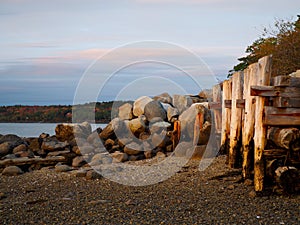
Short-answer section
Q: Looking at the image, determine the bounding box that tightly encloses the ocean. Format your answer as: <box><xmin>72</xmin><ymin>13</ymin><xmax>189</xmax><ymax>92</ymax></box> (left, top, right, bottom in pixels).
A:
<box><xmin>0</xmin><ymin>123</ymin><xmax>107</xmax><ymax>137</ymax></box>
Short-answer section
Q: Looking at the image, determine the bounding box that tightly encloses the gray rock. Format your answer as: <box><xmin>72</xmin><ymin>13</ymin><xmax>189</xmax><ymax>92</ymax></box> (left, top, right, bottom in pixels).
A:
<box><xmin>149</xmin><ymin>121</ymin><xmax>172</xmax><ymax>134</ymax></box>
<box><xmin>79</xmin><ymin>144</ymin><xmax>95</xmax><ymax>155</ymax></box>
<box><xmin>118</xmin><ymin>103</ymin><xmax>133</xmax><ymax>120</ymax></box>
<box><xmin>72</xmin><ymin>156</ymin><xmax>87</xmax><ymax>167</ymax></box>
<box><xmin>167</xmin><ymin>106</ymin><xmax>180</xmax><ymax>123</ymax></box>
<box><xmin>133</xmin><ymin>96</ymin><xmax>153</xmax><ymax>117</ymax></box>
<box><xmin>124</xmin><ymin>142</ymin><xmax>142</xmax><ymax>155</ymax></box>
<box><xmin>153</xmin><ymin>92</ymin><xmax>172</xmax><ymax>104</ymax></box>
<box><xmin>41</xmin><ymin>136</ymin><xmax>68</xmax><ymax>152</ymax></box>
<box><xmin>151</xmin><ymin>132</ymin><xmax>169</xmax><ymax>149</ymax></box>
<box><xmin>111</xmin><ymin>151</ymin><xmax>128</xmax><ymax>162</ymax></box>
<box><xmin>99</xmin><ymin>123</ymin><xmax>115</xmax><ymax>140</ymax></box>
<box><xmin>0</xmin><ymin>142</ymin><xmax>13</xmax><ymax>156</ymax></box>
<box><xmin>55</xmin><ymin>164</ymin><xmax>73</xmax><ymax>172</ymax></box>
<box><xmin>14</xmin><ymin>150</ymin><xmax>34</xmax><ymax>158</ymax></box>
<box><xmin>86</xmin><ymin>170</ymin><xmax>103</xmax><ymax>180</ymax></box>
<box><xmin>128</xmin><ymin>117</ymin><xmax>146</xmax><ymax>137</ymax></box>
<box><xmin>76</xmin><ymin>169</ymin><xmax>87</xmax><ymax>177</ymax></box>
<box><xmin>0</xmin><ymin>134</ymin><xmax>24</xmax><ymax>147</ymax></box>
<box><xmin>12</xmin><ymin>144</ymin><xmax>27</xmax><ymax>153</ymax></box>
<box><xmin>104</xmin><ymin>139</ymin><xmax>115</xmax><ymax>150</ymax></box>
<box><xmin>91</xmin><ymin>153</ymin><xmax>112</xmax><ymax>165</ymax></box>
<box><xmin>118</xmin><ymin>138</ymin><xmax>132</xmax><ymax>148</ymax></box>
<box><xmin>26</xmin><ymin>138</ymin><xmax>41</xmax><ymax>152</ymax></box>
<box><xmin>144</xmin><ymin>100</ymin><xmax>167</xmax><ymax>122</ymax></box>
<box><xmin>172</xmin><ymin>95</ymin><xmax>193</xmax><ymax>114</ymax></box>
<box><xmin>87</xmin><ymin>131</ymin><xmax>100</xmax><ymax>144</ymax></box>
<box><xmin>2</xmin><ymin>166</ymin><xmax>23</xmax><ymax>176</ymax></box>
<box><xmin>173</xmin><ymin>142</ymin><xmax>192</xmax><ymax>157</ymax></box>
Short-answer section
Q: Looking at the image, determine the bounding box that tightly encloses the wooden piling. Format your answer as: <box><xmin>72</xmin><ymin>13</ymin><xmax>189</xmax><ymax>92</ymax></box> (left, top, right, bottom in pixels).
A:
<box><xmin>212</xmin><ymin>84</ymin><xmax>222</xmax><ymax>134</ymax></box>
<box><xmin>253</xmin><ymin>56</ymin><xmax>272</xmax><ymax>192</ymax></box>
<box><xmin>229</xmin><ymin>71</ymin><xmax>244</xmax><ymax>168</ymax></box>
<box><xmin>220</xmin><ymin>79</ymin><xmax>232</xmax><ymax>156</ymax></box>
<box><xmin>242</xmin><ymin>63</ymin><xmax>258</xmax><ymax>179</ymax></box>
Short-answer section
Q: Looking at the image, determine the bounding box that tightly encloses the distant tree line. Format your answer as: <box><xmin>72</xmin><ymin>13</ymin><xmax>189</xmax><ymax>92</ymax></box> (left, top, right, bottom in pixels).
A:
<box><xmin>229</xmin><ymin>15</ymin><xmax>300</xmax><ymax>77</ymax></box>
<box><xmin>0</xmin><ymin>101</ymin><xmax>131</xmax><ymax>123</ymax></box>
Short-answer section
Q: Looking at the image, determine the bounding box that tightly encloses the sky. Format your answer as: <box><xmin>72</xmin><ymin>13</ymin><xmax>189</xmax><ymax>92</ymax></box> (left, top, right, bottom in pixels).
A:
<box><xmin>0</xmin><ymin>0</ymin><xmax>299</xmax><ymax>105</ymax></box>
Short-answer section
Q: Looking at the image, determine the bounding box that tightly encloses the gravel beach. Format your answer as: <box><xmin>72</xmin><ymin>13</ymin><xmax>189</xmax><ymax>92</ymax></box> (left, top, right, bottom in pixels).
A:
<box><xmin>1</xmin><ymin>155</ymin><xmax>299</xmax><ymax>225</ymax></box>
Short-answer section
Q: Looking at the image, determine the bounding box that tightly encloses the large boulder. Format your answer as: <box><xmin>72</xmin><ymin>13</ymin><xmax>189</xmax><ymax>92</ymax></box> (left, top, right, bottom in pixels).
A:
<box><xmin>128</xmin><ymin>116</ymin><xmax>146</xmax><ymax>137</ymax></box>
<box><xmin>99</xmin><ymin>118</ymin><xmax>126</xmax><ymax>141</ymax></box>
<box><xmin>0</xmin><ymin>134</ymin><xmax>24</xmax><ymax>148</ymax></box>
<box><xmin>132</xmin><ymin>96</ymin><xmax>153</xmax><ymax>117</ymax></box>
<box><xmin>41</xmin><ymin>136</ymin><xmax>68</xmax><ymax>152</ymax></box>
<box><xmin>118</xmin><ymin>103</ymin><xmax>133</xmax><ymax>120</ymax></box>
<box><xmin>179</xmin><ymin>103</ymin><xmax>211</xmax><ymax>141</ymax></box>
<box><xmin>172</xmin><ymin>95</ymin><xmax>193</xmax><ymax>114</ymax></box>
<box><xmin>55</xmin><ymin>122</ymin><xmax>92</xmax><ymax>142</ymax></box>
<box><xmin>144</xmin><ymin>100</ymin><xmax>167</xmax><ymax>122</ymax></box>
<box><xmin>99</xmin><ymin>123</ymin><xmax>115</xmax><ymax>140</ymax></box>
<box><xmin>153</xmin><ymin>92</ymin><xmax>172</xmax><ymax>104</ymax></box>
<box><xmin>72</xmin><ymin>156</ymin><xmax>87</xmax><ymax>167</ymax></box>
<box><xmin>111</xmin><ymin>151</ymin><xmax>128</xmax><ymax>162</ymax></box>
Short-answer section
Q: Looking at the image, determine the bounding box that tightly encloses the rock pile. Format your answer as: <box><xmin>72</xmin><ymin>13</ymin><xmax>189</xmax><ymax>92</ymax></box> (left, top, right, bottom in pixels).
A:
<box><xmin>0</xmin><ymin>92</ymin><xmax>213</xmax><ymax>178</ymax></box>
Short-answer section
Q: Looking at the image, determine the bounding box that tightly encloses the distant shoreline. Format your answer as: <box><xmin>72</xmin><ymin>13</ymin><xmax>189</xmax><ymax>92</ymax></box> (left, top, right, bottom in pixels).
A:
<box><xmin>0</xmin><ymin>101</ymin><xmax>132</xmax><ymax>124</ymax></box>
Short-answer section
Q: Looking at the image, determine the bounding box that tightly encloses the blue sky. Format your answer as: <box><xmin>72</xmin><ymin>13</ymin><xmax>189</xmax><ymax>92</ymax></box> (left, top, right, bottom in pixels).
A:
<box><xmin>0</xmin><ymin>0</ymin><xmax>299</xmax><ymax>105</ymax></box>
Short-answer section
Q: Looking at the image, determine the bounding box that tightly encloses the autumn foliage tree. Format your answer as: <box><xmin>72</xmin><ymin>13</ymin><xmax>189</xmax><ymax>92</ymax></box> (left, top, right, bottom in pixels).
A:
<box><xmin>229</xmin><ymin>15</ymin><xmax>300</xmax><ymax>77</ymax></box>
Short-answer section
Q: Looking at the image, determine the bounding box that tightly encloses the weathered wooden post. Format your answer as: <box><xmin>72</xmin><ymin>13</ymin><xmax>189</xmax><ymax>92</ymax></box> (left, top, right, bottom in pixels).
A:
<box><xmin>229</xmin><ymin>71</ymin><xmax>244</xmax><ymax>168</ymax></box>
<box><xmin>242</xmin><ymin>63</ymin><xmax>258</xmax><ymax>179</ymax></box>
<box><xmin>253</xmin><ymin>55</ymin><xmax>272</xmax><ymax>192</ymax></box>
<box><xmin>212</xmin><ymin>84</ymin><xmax>222</xmax><ymax>134</ymax></box>
<box><xmin>220</xmin><ymin>79</ymin><xmax>232</xmax><ymax>156</ymax></box>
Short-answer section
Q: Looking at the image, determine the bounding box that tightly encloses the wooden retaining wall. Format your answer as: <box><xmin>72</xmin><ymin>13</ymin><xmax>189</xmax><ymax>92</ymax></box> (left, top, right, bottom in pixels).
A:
<box><xmin>211</xmin><ymin>56</ymin><xmax>300</xmax><ymax>192</ymax></box>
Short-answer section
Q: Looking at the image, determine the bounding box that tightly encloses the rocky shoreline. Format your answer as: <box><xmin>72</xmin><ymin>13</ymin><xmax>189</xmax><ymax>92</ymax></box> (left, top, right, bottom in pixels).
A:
<box><xmin>0</xmin><ymin>92</ymin><xmax>213</xmax><ymax>179</ymax></box>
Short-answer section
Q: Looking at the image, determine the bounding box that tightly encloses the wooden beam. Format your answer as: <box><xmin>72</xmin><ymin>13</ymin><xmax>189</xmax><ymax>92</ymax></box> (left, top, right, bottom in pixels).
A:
<box><xmin>272</xmin><ymin>97</ymin><xmax>300</xmax><ymax>108</ymax></box>
<box><xmin>236</xmin><ymin>99</ymin><xmax>245</xmax><ymax>108</ymax></box>
<box><xmin>224</xmin><ymin>100</ymin><xmax>232</xmax><ymax>108</ymax></box>
<box><xmin>272</xmin><ymin>76</ymin><xmax>300</xmax><ymax>87</ymax></box>
<box><xmin>209</xmin><ymin>102</ymin><xmax>221</xmax><ymax>109</ymax></box>
<box><xmin>264</xmin><ymin>106</ymin><xmax>300</xmax><ymax>126</ymax></box>
<box><xmin>254</xmin><ymin>55</ymin><xmax>272</xmax><ymax>192</ymax></box>
<box><xmin>251</xmin><ymin>86</ymin><xmax>300</xmax><ymax>98</ymax></box>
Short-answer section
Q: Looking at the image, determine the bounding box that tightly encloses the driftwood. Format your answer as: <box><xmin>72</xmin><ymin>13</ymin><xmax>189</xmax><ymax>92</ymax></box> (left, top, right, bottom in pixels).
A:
<box><xmin>268</xmin><ymin>127</ymin><xmax>300</xmax><ymax>151</ymax></box>
<box><xmin>0</xmin><ymin>156</ymin><xmax>66</xmax><ymax>167</ymax></box>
